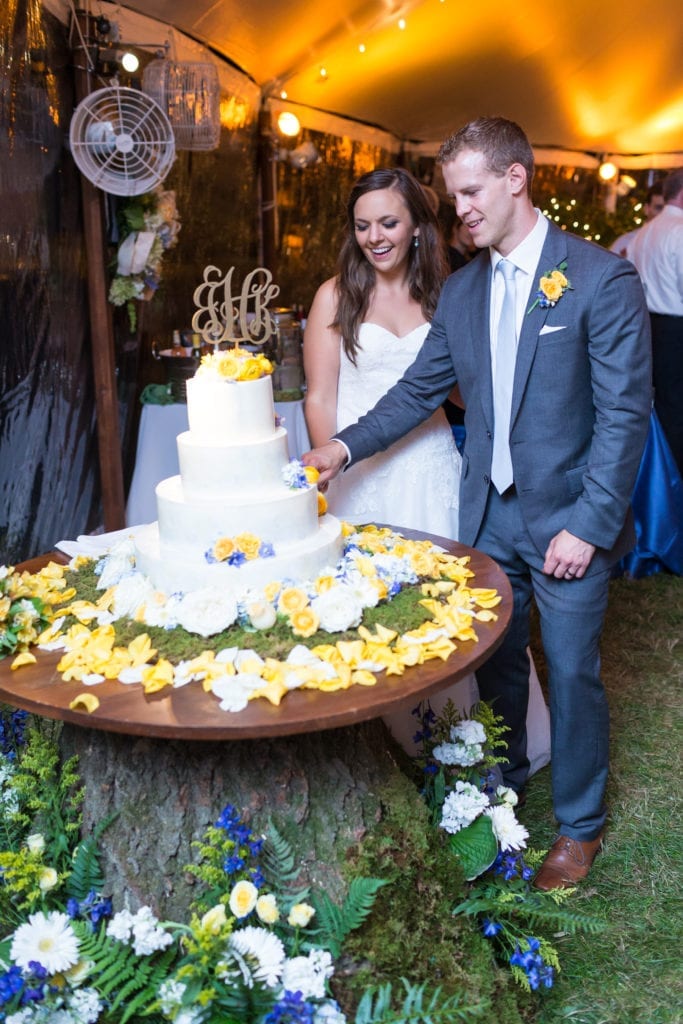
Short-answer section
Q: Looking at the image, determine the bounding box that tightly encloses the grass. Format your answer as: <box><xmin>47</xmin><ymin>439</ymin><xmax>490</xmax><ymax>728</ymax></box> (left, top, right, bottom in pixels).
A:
<box><xmin>523</xmin><ymin>572</ymin><xmax>683</xmax><ymax>1024</ymax></box>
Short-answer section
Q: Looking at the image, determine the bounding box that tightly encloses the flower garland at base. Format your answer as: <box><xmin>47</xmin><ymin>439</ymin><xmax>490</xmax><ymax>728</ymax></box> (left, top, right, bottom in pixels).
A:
<box><xmin>412</xmin><ymin>700</ymin><xmax>605</xmax><ymax>993</ymax></box>
<box><xmin>1</xmin><ymin>526</ymin><xmax>502</xmax><ymax>718</ymax></box>
<box><xmin>0</xmin><ymin>714</ymin><xmax>484</xmax><ymax>1024</ymax></box>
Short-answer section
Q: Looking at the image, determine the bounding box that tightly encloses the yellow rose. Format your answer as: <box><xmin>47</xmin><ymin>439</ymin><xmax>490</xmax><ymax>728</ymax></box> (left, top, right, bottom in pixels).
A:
<box><xmin>289</xmin><ymin>607</ymin><xmax>320</xmax><ymax>638</ymax></box>
<box><xmin>278</xmin><ymin>587</ymin><xmax>309</xmax><ymax>614</ymax></box>
<box><xmin>229</xmin><ymin>879</ymin><xmax>258</xmax><ymax>918</ymax></box>
<box><xmin>257</xmin><ymin>354</ymin><xmax>274</xmax><ymax>375</ymax></box>
<box><xmin>540</xmin><ymin>276</ymin><xmax>563</xmax><ymax>302</ymax></box>
<box><xmin>213</xmin><ymin>536</ymin><xmax>236</xmax><ymax>562</ymax></box>
<box><xmin>200</xmin><ymin>904</ymin><xmax>228</xmax><ymax>934</ymax></box>
<box><xmin>239</xmin><ymin>357</ymin><xmax>264</xmax><ymax>381</ymax></box>
<box><xmin>235</xmin><ymin>532</ymin><xmax>262</xmax><ymax>560</ymax></box>
<box><xmin>550</xmin><ymin>269</ymin><xmax>568</xmax><ymax>287</ymax></box>
<box><xmin>256</xmin><ymin>893</ymin><xmax>280</xmax><ymax>924</ymax></box>
<box><xmin>216</xmin><ymin>354</ymin><xmax>241</xmax><ymax>379</ymax></box>
<box><xmin>287</xmin><ymin>903</ymin><xmax>315</xmax><ymax>928</ymax></box>
<box><xmin>304</xmin><ymin>465</ymin><xmax>320</xmax><ymax>484</ymax></box>
<box><xmin>317</xmin><ymin>492</ymin><xmax>328</xmax><ymax>516</ymax></box>
<box><xmin>264</xmin><ymin>581</ymin><xmax>281</xmax><ymax>603</ymax></box>
<box><xmin>39</xmin><ymin>867</ymin><xmax>59</xmax><ymax>892</ymax></box>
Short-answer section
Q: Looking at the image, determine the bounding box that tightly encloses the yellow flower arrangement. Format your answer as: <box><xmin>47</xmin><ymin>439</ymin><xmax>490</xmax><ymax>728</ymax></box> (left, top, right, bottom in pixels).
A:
<box><xmin>197</xmin><ymin>348</ymin><xmax>273</xmax><ymax>381</ymax></box>
<box><xmin>3</xmin><ymin>526</ymin><xmax>503</xmax><ymax>718</ymax></box>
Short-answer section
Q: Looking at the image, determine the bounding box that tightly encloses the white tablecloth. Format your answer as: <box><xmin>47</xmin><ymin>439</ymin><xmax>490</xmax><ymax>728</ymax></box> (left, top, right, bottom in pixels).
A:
<box><xmin>125</xmin><ymin>400</ymin><xmax>310</xmax><ymax>527</ymax></box>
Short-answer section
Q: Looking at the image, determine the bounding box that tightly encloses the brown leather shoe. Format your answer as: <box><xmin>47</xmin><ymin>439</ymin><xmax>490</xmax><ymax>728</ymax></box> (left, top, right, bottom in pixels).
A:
<box><xmin>532</xmin><ymin>833</ymin><xmax>604</xmax><ymax>891</ymax></box>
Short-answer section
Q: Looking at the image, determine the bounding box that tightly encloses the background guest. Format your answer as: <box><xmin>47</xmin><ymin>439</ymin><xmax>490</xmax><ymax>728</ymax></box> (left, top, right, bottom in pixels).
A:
<box><xmin>610</xmin><ymin>182</ymin><xmax>665</xmax><ymax>258</ymax></box>
<box><xmin>628</xmin><ymin>168</ymin><xmax>683</xmax><ymax>477</ymax></box>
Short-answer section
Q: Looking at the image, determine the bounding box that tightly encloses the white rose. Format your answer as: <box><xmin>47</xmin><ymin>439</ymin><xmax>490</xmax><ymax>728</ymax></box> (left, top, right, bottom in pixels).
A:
<box><xmin>311</xmin><ymin>585</ymin><xmax>363</xmax><ymax>632</ymax></box>
<box><xmin>176</xmin><ymin>588</ymin><xmax>237</xmax><ymax>636</ymax></box>
<box><xmin>247</xmin><ymin>600</ymin><xmax>277</xmax><ymax>629</ymax></box>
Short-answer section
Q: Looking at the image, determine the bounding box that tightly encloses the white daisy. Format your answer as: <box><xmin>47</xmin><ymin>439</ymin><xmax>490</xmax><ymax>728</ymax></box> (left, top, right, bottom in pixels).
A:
<box><xmin>485</xmin><ymin>805</ymin><xmax>529</xmax><ymax>852</ymax></box>
<box><xmin>10</xmin><ymin>910</ymin><xmax>79</xmax><ymax>974</ymax></box>
<box><xmin>227</xmin><ymin>926</ymin><xmax>286</xmax><ymax>988</ymax></box>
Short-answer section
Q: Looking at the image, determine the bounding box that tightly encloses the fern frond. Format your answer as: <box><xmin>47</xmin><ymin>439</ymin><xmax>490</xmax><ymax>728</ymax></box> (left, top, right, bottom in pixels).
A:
<box><xmin>354</xmin><ymin>979</ymin><xmax>488</xmax><ymax>1023</ymax></box>
<box><xmin>260</xmin><ymin>821</ymin><xmax>310</xmax><ymax>906</ymax></box>
<box><xmin>312</xmin><ymin>877</ymin><xmax>389</xmax><ymax>956</ymax></box>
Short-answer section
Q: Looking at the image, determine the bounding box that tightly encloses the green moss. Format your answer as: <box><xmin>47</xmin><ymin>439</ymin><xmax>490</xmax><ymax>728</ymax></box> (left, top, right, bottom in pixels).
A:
<box><xmin>62</xmin><ymin>561</ymin><xmax>434</xmax><ymax>665</ymax></box>
<box><xmin>338</xmin><ymin>772</ymin><xmax>534</xmax><ymax>1023</ymax></box>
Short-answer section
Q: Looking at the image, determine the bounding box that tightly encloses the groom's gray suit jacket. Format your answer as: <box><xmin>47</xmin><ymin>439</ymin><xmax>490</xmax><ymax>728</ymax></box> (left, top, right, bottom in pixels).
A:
<box><xmin>336</xmin><ymin>222</ymin><xmax>652</xmax><ymax>571</ymax></box>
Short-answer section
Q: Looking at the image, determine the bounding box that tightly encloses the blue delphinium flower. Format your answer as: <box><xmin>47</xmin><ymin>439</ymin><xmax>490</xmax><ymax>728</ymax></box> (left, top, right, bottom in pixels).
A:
<box><xmin>223</xmin><ymin>854</ymin><xmax>245</xmax><ymax>875</ymax></box>
<box><xmin>228</xmin><ymin>550</ymin><xmax>247</xmax><ymax>567</ymax></box>
<box><xmin>510</xmin><ymin>938</ymin><xmax>554</xmax><ymax>989</ymax></box>
<box><xmin>482</xmin><ymin>918</ymin><xmax>503</xmax><ymax>937</ymax></box>
<box><xmin>259</xmin><ymin>542</ymin><xmax>276</xmax><ymax>558</ymax></box>
<box><xmin>264</xmin><ymin>989</ymin><xmax>315</xmax><ymax>1024</ymax></box>
<box><xmin>0</xmin><ymin>708</ymin><xmax>28</xmax><ymax>759</ymax></box>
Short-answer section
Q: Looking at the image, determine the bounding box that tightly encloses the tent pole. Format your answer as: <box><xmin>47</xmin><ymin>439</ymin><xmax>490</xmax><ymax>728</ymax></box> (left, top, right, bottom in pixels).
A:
<box><xmin>257</xmin><ymin>105</ymin><xmax>278</xmax><ymax>276</ymax></box>
<box><xmin>72</xmin><ymin>8</ymin><xmax>126</xmax><ymax>532</ymax></box>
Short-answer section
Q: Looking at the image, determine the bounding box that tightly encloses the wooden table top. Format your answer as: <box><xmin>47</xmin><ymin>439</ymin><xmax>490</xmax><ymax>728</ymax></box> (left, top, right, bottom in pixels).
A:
<box><xmin>1</xmin><ymin>535</ymin><xmax>512</xmax><ymax>741</ymax></box>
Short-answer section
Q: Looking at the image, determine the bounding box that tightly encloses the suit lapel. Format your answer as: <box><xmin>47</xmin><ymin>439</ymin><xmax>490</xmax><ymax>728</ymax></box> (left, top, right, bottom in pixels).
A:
<box><xmin>511</xmin><ymin>224</ymin><xmax>568</xmax><ymax>427</ymax></box>
<box><xmin>467</xmin><ymin>255</ymin><xmax>495</xmax><ymax>431</ymax></box>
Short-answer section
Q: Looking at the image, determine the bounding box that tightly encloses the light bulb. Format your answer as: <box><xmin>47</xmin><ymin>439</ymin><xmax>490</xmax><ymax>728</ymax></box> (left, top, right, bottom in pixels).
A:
<box><xmin>121</xmin><ymin>50</ymin><xmax>139</xmax><ymax>73</ymax></box>
<box><xmin>277</xmin><ymin>111</ymin><xmax>300</xmax><ymax>137</ymax></box>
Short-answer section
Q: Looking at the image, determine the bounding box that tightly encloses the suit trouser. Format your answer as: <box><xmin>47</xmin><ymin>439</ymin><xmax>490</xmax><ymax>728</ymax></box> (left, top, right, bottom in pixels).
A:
<box><xmin>473</xmin><ymin>485</ymin><xmax>610</xmax><ymax>841</ymax></box>
<box><xmin>650</xmin><ymin>312</ymin><xmax>683</xmax><ymax>478</ymax></box>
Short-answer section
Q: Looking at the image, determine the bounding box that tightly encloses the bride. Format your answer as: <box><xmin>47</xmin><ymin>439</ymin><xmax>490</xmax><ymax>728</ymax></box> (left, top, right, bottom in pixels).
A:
<box><xmin>303</xmin><ymin>168</ymin><xmax>551</xmax><ymax>772</ymax></box>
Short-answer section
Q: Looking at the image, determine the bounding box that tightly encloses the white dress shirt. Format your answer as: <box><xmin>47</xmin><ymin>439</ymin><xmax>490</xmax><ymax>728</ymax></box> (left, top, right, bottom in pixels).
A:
<box><xmin>489</xmin><ymin>210</ymin><xmax>549</xmax><ymax>374</ymax></box>
<box><xmin>627</xmin><ymin>204</ymin><xmax>683</xmax><ymax>316</ymax></box>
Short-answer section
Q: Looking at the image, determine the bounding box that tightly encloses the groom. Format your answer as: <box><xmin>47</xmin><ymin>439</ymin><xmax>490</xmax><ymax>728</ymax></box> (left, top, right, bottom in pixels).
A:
<box><xmin>303</xmin><ymin>117</ymin><xmax>652</xmax><ymax>890</ymax></box>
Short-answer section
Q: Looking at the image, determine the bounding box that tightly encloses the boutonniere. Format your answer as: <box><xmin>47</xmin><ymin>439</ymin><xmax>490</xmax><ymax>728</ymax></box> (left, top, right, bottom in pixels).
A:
<box><xmin>527</xmin><ymin>260</ymin><xmax>572</xmax><ymax>314</ymax></box>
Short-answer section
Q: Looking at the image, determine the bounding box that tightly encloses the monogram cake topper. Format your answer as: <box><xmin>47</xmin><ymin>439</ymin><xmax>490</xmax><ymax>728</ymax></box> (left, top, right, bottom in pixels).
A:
<box><xmin>191</xmin><ymin>265</ymin><xmax>280</xmax><ymax>348</ymax></box>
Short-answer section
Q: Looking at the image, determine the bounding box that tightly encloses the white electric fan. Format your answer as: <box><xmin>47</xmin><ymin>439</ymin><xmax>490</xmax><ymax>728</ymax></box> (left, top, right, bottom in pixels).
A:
<box><xmin>69</xmin><ymin>85</ymin><xmax>176</xmax><ymax>196</ymax></box>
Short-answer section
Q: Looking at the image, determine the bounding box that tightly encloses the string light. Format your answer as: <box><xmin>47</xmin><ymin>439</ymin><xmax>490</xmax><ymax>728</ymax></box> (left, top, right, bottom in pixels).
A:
<box><xmin>398</xmin><ymin>18</ymin><xmax>406</xmax><ymax>29</ymax></box>
<box><xmin>358</xmin><ymin>43</ymin><xmax>366</xmax><ymax>53</ymax></box>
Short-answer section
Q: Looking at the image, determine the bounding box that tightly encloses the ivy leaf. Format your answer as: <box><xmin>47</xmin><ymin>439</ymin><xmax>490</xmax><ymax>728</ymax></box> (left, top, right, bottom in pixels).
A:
<box><xmin>449</xmin><ymin>815</ymin><xmax>498</xmax><ymax>880</ymax></box>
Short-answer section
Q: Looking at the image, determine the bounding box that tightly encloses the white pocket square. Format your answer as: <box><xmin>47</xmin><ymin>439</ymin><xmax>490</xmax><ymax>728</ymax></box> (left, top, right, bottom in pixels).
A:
<box><xmin>539</xmin><ymin>325</ymin><xmax>566</xmax><ymax>335</ymax></box>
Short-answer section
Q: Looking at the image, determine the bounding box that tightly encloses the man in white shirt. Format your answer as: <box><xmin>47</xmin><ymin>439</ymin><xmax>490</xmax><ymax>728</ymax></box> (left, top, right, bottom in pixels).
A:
<box><xmin>304</xmin><ymin>117</ymin><xmax>652</xmax><ymax>891</ymax></box>
<box><xmin>609</xmin><ymin>183</ymin><xmax>665</xmax><ymax>258</ymax></box>
<box><xmin>628</xmin><ymin>167</ymin><xmax>683</xmax><ymax>476</ymax></box>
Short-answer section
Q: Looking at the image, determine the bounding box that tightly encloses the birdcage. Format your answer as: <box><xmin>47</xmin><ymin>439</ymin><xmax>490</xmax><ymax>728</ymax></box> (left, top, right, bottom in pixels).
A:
<box><xmin>142</xmin><ymin>59</ymin><xmax>221</xmax><ymax>151</ymax></box>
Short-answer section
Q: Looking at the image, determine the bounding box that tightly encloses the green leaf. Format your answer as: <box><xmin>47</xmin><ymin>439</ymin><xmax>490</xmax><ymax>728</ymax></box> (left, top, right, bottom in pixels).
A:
<box><xmin>449</xmin><ymin>815</ymin><xmax>498</xmax><ymax>880</ymax></box>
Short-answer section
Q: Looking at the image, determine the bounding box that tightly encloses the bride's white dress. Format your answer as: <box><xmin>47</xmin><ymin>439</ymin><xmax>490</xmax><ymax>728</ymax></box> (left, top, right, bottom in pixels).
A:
<box><xmin>327</xmin><ymin>322</ymin><xmax>551</xmax><ymax>772</ymax></box>
<box><xmin>328</xmin><ymin>323</ymin><xmax>460</xmax><ymax>537</ymax></box>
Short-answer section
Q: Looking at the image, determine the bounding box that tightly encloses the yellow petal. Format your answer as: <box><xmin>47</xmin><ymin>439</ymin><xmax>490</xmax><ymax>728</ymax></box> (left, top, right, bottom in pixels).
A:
<box><xmin>11</xmin><ymin>651</ymin><xmax>36</xmax><ymax>670</ymax></box>
<box><xmin>69</xmin><ymin>693</ymin><xmax>100</xmax><ymax>713</ymax></box>
<box><xmin>351</xmin><ymin>669</ymin><xmax>377</xmax><ymax>686</ymax></box>
<box><xmin>141</xmin><ymin>659</ymin><xmax>174</xmax><ymax>693</ymax></box>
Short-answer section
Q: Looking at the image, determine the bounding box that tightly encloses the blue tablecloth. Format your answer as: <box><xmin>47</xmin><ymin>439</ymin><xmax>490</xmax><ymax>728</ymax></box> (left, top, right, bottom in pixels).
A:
<box><xmin>615</xmin><ymin>410</ymin><xmax>683</xmax><ymax>578</ymax></box>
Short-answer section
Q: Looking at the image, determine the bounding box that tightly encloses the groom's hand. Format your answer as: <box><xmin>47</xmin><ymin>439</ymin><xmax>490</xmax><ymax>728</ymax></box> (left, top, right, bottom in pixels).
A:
<box><xmin>302</xmin><ymin>440</ymin><xmax>348</xmax><ymax>490</ymax></box>
<box><xmin>543</xmin><ymin>529</ymin><xmax>596</xmax><ymax>580</ymax></box>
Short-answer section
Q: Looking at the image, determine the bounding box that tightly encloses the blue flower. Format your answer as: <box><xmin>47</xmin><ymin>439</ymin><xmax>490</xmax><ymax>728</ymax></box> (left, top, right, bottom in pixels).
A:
<box><xmin>264</xmin><ymin>989</ymin><xmax>315</xmax><ymax>1024</ymax></box>
<box><xmin>223</xmin><ymin>854</ymin><xmax>245</xmax><ymax>875</ymax></box>
<box><xmin>216</xmin><ymin>804</ymin><xmax>240</xmax><ymax>830</ymax></box>
<box><xmin>259</xmin><ymin>542</ymin><xmax>276</xmax><ymax>559</ymax></box>
<box><xmin>228</xmin><ymin>551</ymin><xmax>247</xmax><ymax>567</ymax></box>
<box><xmin>482</xmin><ymin>918</ymin><xmax>503</xmax><ymax>937</ymax></box>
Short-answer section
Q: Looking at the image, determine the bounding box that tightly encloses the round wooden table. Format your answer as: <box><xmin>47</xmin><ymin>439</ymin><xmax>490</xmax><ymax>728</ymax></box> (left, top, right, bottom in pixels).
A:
<box><xmin>2</xmin><ymin>534</ymin><xmax>512</xmax><ymax>919</ymax></box>
<box><xmin>2</xmin><ymin>536</ymin><xmax>512</xmax><ymax>740</ymax></box>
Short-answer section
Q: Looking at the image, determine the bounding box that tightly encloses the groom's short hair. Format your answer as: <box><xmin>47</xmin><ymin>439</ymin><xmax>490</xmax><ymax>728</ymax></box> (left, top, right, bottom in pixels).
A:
<box><xmin>437</xmin><ymin>117</ymin><xmax>535</xmax><ymax>197</ymax></box>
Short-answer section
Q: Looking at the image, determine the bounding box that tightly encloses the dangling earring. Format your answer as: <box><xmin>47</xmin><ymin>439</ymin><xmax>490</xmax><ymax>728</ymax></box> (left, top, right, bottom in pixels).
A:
<box><xmin>413</xmin><ymin>235</ymin><xmax>419</xmax><ymax>249</ymax></box>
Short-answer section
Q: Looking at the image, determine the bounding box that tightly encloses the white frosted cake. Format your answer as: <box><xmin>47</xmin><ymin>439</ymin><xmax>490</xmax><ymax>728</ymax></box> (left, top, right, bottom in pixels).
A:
<box><xmin>134</xmin><ymin>356</ymin><xmax>343</xmax><ymax>595</ymax></box>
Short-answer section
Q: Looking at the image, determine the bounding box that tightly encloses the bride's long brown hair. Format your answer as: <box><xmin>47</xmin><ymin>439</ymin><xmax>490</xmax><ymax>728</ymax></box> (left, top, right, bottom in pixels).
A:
<box><xmin>333</xmin><ymin>167</ymin><xmax>449</xmax><ymax>364</ymax></box>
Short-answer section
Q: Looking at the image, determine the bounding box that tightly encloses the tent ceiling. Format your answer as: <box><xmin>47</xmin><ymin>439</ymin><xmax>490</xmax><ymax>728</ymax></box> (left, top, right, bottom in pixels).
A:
<box><xmin>58</xmin><ymin>1</ymin><xmax>683</xmax><ymax>161</ymax></box>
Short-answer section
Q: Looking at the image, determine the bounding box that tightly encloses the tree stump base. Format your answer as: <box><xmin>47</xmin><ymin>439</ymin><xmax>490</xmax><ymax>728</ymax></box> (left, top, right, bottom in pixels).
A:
<box><xmin>60</xmin><ymin>718</ymin><xmax>420</xmax><ymax>920</ymax></box>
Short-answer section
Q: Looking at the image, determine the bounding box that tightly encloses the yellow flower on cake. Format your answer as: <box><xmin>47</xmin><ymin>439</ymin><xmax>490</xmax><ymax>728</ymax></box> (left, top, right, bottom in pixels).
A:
<box><xmin>235</xmin><ymin>532</ymin><xmax>261</xmax><ymax>560</ymax></box>
<box><xmin>239</xmin><ymin>356</ymin><xmax>266</xmax><ymax>381</ymax></box>
<box><xmin>264</xmin><ymin>581</ymin><xmax>281</xmax><ymax>603</ymax></box>
<box><xmin>317</xmin><ymin>492</ymin><xmax>328</xmax><ymax>516</ymax></box>
<box><xmin>213</xmin><ymin>537</ymin><xmax>236</xmax><ymax>562</ymax></box>
<box><xmin>278</xmin><ymin>587</ymin><xmax>309</xmax><ymax>615</ymax></box>
<box><xmin>313</xmin><ymin>574</ymin><xmax>336</xmax><ymax>595</ymax></box>
<box><xmin>289</xmin><ymin>607</ymin><xmax>320</xmax><ymax>638</ymax></box>
<box><xmin>213</xmin><ymin>352</ymin><xmax>241</xmax><ymax>379</ymax></box>
<box><xmin>303</xmin><ymin>465</ymin><xmax>320</xmax><ymax>484</ymax></box>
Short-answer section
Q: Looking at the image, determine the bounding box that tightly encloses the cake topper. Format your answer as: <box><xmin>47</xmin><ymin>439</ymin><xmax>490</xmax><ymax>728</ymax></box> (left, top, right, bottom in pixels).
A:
<box><xmin>192</xmin><ymin>265</ymin><xmax>280</xmax><ymax>349</ymax></box>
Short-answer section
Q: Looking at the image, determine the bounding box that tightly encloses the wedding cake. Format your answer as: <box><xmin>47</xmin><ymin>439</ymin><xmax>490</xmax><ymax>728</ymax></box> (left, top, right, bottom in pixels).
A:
<box><xmin>133</xmin><ymin>351</ymin><xmax>343</xmax><ymax>595</ymax></box>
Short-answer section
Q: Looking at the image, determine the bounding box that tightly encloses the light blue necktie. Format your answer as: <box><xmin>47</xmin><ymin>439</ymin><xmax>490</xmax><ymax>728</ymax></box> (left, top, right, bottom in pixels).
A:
<box><xmin>491</xmin><ymin>259</ymin><xmax>517</xmax><ymax>493</ymax></box>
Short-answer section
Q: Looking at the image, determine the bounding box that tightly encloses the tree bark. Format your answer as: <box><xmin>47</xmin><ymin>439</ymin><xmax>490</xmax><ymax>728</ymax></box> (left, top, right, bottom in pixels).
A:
<box><xmin>60</xmin><ymin>718</ymin><xmax>419</xmax><ymax>921</ymax></box>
